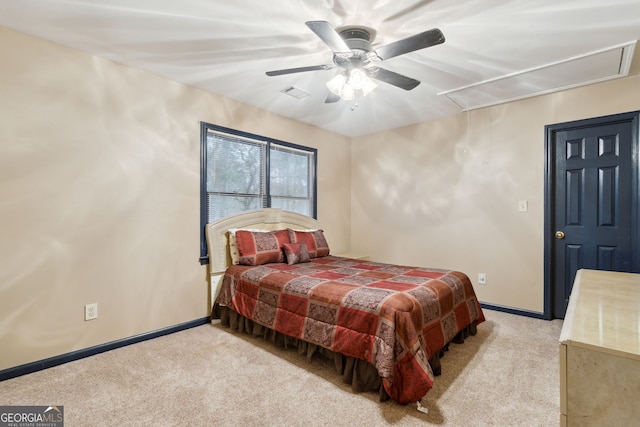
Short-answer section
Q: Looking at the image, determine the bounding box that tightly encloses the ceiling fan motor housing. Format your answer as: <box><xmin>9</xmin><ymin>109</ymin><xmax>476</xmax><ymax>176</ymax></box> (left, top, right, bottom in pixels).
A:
<box><xmin>339</xmin><ymin>27</ymin><xmax>373</xmax><ymax>52</ymax></box>
<box><xmin>335</xmin><ymin>27</ymin><xmax>376</xmax><ymax>70</ymax></box>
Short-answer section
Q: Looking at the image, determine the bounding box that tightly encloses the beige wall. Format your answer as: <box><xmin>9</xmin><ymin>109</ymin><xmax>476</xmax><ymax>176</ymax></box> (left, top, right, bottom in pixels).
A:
<box><xmin>0</xmin><ymin>27</ymin><xmax>351</xmax><ymax>371</ymax></box>
<box><xmin>351</xmin><ymin>61</ymin><xmax>640</xmax><ymax>313</ymax></box>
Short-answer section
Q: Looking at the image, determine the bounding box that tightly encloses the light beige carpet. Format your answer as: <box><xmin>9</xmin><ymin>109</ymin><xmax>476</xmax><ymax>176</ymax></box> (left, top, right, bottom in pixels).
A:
<box><xmin>0</xmin><ymin>309</ymin><xmax>563</xmax><ymax>426</ymax></box>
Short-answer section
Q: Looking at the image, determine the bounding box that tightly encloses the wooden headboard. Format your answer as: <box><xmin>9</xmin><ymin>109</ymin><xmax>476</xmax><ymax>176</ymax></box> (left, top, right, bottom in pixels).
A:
<box><xmin>205</xmin><ymin>208</ymin><xmax>320</xmax><ymax>310</ymax></box>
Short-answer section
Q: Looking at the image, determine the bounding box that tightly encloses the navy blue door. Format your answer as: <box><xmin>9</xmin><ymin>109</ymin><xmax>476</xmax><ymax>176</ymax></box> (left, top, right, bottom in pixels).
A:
<box><xmin>546</xmin><ymin>112</ymin><xmax>639</xmax><ymax>319</ymax></box>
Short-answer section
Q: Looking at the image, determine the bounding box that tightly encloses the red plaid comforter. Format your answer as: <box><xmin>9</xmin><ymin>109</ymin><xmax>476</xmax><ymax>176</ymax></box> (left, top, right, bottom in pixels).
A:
<box><xmin>216</xmin><ymin>256</ymin><xmax>485</xmax><ymax>404</ymax></box>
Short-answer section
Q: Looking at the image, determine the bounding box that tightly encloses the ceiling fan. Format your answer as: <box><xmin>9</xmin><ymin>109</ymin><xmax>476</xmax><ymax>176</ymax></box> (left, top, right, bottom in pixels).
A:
<box><xmin>266</xmin><ymin>21</ymin><xmax>445</xmax><ymax>103</ymax></box>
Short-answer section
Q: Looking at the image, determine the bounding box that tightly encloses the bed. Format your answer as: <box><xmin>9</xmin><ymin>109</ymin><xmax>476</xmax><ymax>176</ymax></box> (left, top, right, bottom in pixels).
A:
<box><xmin>206</xmin><ymin>208</ymin><xmax>485</xmax><ymax>405</ymax></box>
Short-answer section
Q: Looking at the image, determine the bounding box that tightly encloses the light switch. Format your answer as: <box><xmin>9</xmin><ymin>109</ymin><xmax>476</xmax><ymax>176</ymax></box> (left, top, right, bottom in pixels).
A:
<box><xmin>518</xmin><ymin>200</ymin><xmax>528</xmax><ymax>212</ymax></box>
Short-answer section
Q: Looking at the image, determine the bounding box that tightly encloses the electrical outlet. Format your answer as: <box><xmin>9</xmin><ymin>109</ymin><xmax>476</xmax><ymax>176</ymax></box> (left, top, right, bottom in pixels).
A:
<box><xmin>85</xmin><ymin>303</ymin><xmax>98</xmax><ymax>321</ymax></box>
<box><xmin>478</xmin><ymin>273</ymin><xmax>486</xmax><ymax>285</ymax></box>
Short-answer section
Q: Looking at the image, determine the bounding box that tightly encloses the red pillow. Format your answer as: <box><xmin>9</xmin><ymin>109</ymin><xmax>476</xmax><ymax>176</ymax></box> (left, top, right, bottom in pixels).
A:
<box><xmin>235</xmin><ymin>229</ymin><xmax>290</xmax><ymax>266</ymax></box>
<box><xmin>287</xmin><ymin>229</ymin><xmax>330</xmax><ymax>258</ymax></box>
<box><xmin>283</xmin><ymin>242</ymin><xmax>311</xmax><ymax>265</ymax></box>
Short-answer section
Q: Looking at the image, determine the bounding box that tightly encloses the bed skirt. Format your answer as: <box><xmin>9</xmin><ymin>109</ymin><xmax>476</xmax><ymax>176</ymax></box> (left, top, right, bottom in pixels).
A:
<box><xmin>212</xmin><ymin>304</ymin><xmax>478</xmax><ymax>403</ymax></box>
<box><xmin>214</xmin><ymin>304</ymin><xmax>389</xmax><ymax>400</ymax></box>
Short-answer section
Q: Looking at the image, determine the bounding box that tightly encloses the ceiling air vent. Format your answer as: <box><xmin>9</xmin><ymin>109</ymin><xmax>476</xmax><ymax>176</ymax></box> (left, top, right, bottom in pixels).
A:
<box><xmin>439</xmin><ymin>41</ymin><xmax>636</xmax><ymax>111</ymax></box>
<box><xmin>281</xmin><ymin>86</ymin><xmax>310</xmax><ymax>99</ymax></box>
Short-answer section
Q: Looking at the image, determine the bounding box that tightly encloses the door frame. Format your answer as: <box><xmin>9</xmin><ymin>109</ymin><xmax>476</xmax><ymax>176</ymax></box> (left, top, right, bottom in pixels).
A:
<box><xmin>543</xmin><ymin>110</ymin><xmax>640</xmax><ymax>320</ymax></box>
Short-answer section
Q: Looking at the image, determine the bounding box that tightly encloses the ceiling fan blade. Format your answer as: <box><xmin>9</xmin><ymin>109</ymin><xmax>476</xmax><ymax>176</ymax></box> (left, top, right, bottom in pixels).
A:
<box><xmin>373</xmin><ymin>28</ymin><xmax>444</xmax><ymax>61</ymax></box>
<box><xmin>305</xmin><ymin>21</ymin><xmax>351</xmax><ymax>54</ymax></box>
<box><xmin>324</xmin><ymin>92</ymin><xmax>340</xmax><ymax>103</ymax></box>
<box><xmin>369</xmin><ymin>67</ymin><xmax>421</xmax><ymax>90</ymax></box>
<box><xmin>266</xmin><ymin>64</ymin><xmax>334</xmax><ymax>76</ymax></box>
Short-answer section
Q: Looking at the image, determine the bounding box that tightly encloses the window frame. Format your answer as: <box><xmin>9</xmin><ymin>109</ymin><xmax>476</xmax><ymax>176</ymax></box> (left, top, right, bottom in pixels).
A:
<box><xmin>199</xmin><ymin>122</ymin><xmax>317</xmax><ymax>264</ymax></box>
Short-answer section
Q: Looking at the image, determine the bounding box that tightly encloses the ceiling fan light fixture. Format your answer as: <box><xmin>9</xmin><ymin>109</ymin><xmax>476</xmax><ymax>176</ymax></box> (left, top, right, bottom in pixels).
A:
<box><xmin>349</xmin><ymin>69</ymin><xmax>377</xmax><ymax>95</ymax></box>
<box><xmin>326</xmin><ymin>69</ymin><xmax>376</xmax><ymax>100</ymax></box>
<box><xmin>341</xmin><ymin>84</ymin><xmax>356</xmax><ymax>101</ymax></box>
<box><xmin>326</xmin><ymin>73</ymin><xmax>347</xmax><ymax>95</ymax></box>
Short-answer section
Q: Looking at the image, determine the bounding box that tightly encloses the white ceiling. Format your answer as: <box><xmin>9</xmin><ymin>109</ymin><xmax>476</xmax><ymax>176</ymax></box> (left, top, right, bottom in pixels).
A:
<box><xmin>1</xmin><ymin>0</ymin><xmax>639</xmax><ymax>137</ymax></box>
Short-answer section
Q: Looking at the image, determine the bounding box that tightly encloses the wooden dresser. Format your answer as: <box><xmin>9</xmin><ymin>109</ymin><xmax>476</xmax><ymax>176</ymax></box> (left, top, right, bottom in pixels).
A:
<box><xmin>559</xmin><ymin>269</ymin><xmax>640</xmax><ymax>426</ymax></box>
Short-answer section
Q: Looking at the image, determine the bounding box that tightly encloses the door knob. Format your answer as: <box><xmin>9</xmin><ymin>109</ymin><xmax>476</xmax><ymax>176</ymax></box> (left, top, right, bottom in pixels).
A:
<box><xmin>555</xmin><ymin>231</ymin><xmax>565</xmax><ymax>239</ymax></box>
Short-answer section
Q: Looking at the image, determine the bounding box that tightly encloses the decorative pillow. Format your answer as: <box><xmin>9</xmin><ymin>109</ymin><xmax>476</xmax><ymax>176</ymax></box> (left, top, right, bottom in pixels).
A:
<box><xmin>283</xmin><ymin>242</ymin><xmax>311</xmax><ymax>265</ymax></box>
<box><xmin>235</xmin><ymin>229</ymin><xmax>290</xmax><ymax>266</ymax></box>
<box><xmin>287</xmin><ymin>229</ymin><xmax>330</xmax><ymax>258</ymax></box>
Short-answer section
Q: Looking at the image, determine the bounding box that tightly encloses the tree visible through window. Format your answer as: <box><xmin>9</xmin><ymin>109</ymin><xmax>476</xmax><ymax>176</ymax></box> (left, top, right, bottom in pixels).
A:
<box><xmin>199</xmin><ymin>123</ymin><xmax>317</xmax><ymax>263</ymax></box>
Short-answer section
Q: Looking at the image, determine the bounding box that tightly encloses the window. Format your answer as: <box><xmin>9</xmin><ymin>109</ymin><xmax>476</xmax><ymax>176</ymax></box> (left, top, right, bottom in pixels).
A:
<box><xmin>199</xmin><ymin>122</ymin><xmax>317</xmax><ymax>263</ymax></box>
